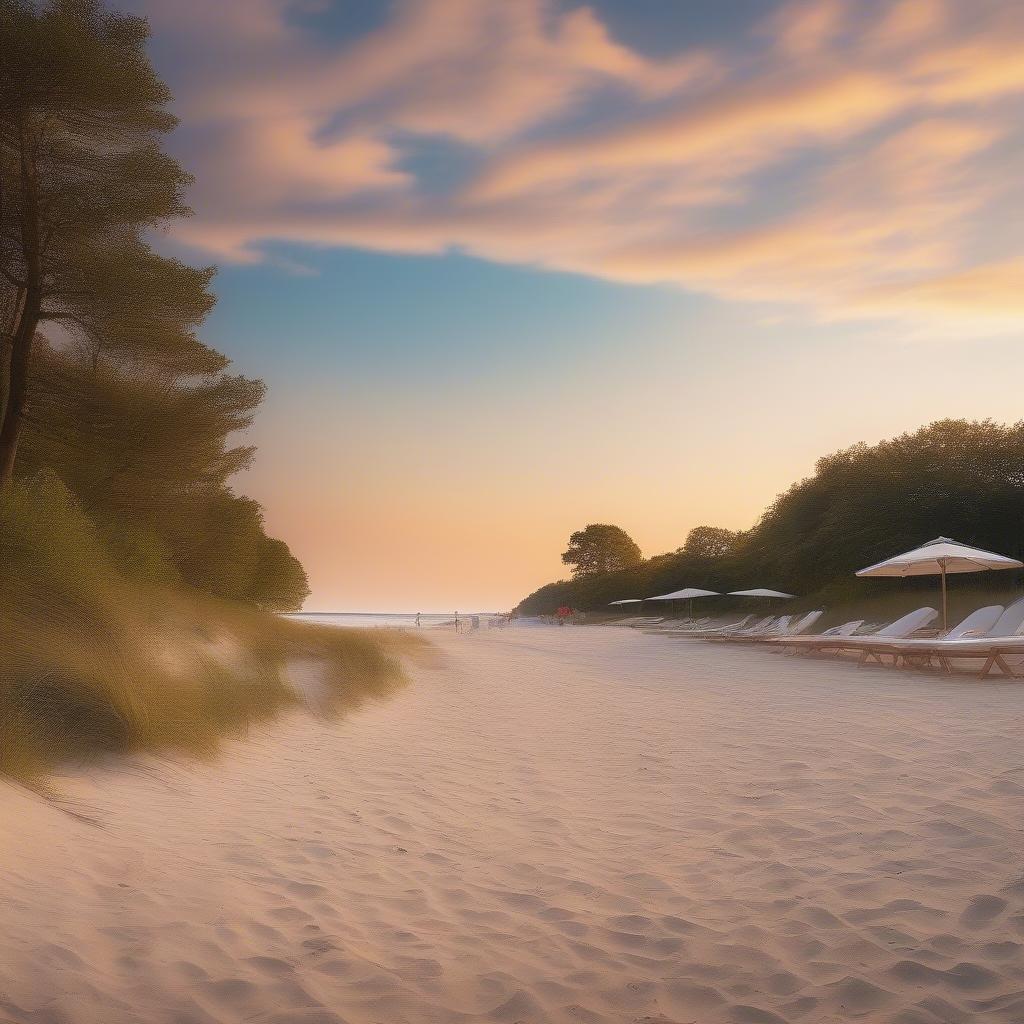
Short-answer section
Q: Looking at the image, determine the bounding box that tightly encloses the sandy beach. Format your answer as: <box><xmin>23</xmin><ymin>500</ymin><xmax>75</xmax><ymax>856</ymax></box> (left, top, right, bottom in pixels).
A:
<box><xmin>3</xmin><ymin>624</ymin><xmax>1024</xmax><ymax>1024</ymax></box>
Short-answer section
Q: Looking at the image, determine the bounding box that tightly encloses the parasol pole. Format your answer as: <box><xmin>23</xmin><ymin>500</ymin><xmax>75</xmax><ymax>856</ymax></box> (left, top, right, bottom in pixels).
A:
<box><xmin>940</xmin><ymin>558</ymin><xmax>948</xmax><ymax>632</ymax></box>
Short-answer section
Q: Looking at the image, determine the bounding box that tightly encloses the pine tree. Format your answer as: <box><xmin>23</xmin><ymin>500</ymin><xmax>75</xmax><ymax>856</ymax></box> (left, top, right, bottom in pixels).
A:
<box><xmin>0</xmin><ymin>0</ymin><xmax>192</xmax><ymax>484</ymax></box>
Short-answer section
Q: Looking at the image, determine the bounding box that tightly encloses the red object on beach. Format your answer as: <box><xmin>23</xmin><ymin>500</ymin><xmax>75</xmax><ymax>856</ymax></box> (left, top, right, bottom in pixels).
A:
<box><xmin>556</xmin><ymin>606</ymin><xmax>571</xmax><ymax>619</ymax></box>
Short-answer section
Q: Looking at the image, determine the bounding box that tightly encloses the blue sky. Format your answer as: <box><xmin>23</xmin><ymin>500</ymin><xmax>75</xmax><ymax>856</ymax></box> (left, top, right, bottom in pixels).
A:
<box><xmin>128</xmin><ymin>0</ymin><xmax>1024</xmax><ymax>609</ymax></box>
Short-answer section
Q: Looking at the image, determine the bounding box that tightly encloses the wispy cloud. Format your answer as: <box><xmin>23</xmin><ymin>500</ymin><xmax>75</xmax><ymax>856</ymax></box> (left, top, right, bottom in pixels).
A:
<box><xmin>135</xmin><ymin>0</ymin><xmax>1024</xmax><ymax>330</ymax></box>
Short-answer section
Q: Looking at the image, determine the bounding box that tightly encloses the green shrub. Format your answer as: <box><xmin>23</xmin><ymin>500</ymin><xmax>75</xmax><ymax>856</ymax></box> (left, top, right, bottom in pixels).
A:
<box><xmin>0</xmin><ymin>474</ymin><xmax>418</xmax><ymax>782</ymax></box>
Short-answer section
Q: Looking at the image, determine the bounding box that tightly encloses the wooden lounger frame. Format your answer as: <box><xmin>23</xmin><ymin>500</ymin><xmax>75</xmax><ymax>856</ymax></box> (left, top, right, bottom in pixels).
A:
<box><xmin>771</xmin><ymin>637</ymin><xmax>1024</xmax><ymax>678</ymax></box>
<box><xmin>856</xmin><ymin>643</ymin><xmax>1024</xmax><ymax>677</ymax></box>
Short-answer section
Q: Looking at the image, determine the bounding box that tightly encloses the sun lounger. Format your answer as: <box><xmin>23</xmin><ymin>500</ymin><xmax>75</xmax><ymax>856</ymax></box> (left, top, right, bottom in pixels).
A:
<box><xmin>771</xmin><ymin>619</ymin><xmax>864</xmax><ymax>656</ymax></box>
<box><xmin>786</xmin><ymin>610</ymin><xmax>824</xmax><ymax>636</ymax></box>
<box><xmin>642</xmin><ymin>616</ymin><xmax>712</xmax><ymax>634</ymax></box>
<box><xmin>706</xmin><ymin>615</ymin><xmax>789</xmax><ymax>641</ymax></box>
<box><xmin>729</xmin><ymin>615</ymin><xmax>776</xmax><ymax>634</ymax></box>
<box><xmin>743</xmin><ymin>615</ymin><xmax>789</xmax><ymax>636</ymax></box>
<box><xmin>850</xmin><ymin>606</ymin><xmax>1003</xmax><ymax>667</ymax></box>
<box><xmin>652</xmin><ymin>615</ymin><xmax>756</xmax><ymax>638</ymax></box>
<box><xmin>847</xmin><ymin>606</ymin><xmax>938</xmax><ymax>642</ymax></box>
<box><xmin>677</xmin><ymin>614</ymin><xmax>766</xmax><ymax>639</ymax></box>
<box><xmin>691</xmin><ymin>615</ymin><xmax>753</xmax><ymax>633</ymax></box>
<box><xmin>823</xmin><ymin>620</ymin><xmax>864</xmax><ymax>637</ymax></box>
<box><xmin>890</xmin><ymin>605</ymin><xmax>1002</xmax><ymax>649</ymax></box>
<box><xmin>770</xmin><ymin>618</ymin><xmax>864</xmax><ymax>659</ymax></box>
<box><xmin>770</xmin><ymin>607</ymin><xmax>938</xmax><ymax>658</ymax></box>
<box><xmin>863</xmin><ymin>634</ymin><xmax>1024</xmax><ymax>677</ymax></box>
<box><xmin>841</xmin><ymin>608</ymin><xmax>941</xmax><ymax>665</ymax></box>
<box><xmin>870</xmin><ymin>604</ymin><xmax>1021</xmax><ymax>671</ymax></box>
<box><xmin>983</xmin><ymin>596</ymin><xmax>1024</xmax><ymax>637</ymax></box>
<box><xmin>714</xmin><ymin>611</ymin><xmax>822</xmax><ymax>643</ymax></box>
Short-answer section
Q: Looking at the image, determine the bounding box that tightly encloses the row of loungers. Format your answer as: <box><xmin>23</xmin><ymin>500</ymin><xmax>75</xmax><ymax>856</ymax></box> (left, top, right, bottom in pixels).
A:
<box><xmin>640</xmin><ymin>600</ymin><xmax>1024</xmax><ymax>678</ymax></box>
<box><xmin>644</xmin><ymin>612</ymin><xmax>824</xmax><ymax>640</ymax></box>
<box><xmin>772</xmin><ymin>599</ymin><xmax>1024</xmax><ymax>677</ymax></box>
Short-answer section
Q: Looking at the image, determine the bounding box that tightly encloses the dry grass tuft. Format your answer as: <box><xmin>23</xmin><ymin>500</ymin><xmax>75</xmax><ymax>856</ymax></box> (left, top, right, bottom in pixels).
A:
<box><xmin>0</xmin><ymin>475</ymin><xmax>426</xmax><ymax>782</ymax></box>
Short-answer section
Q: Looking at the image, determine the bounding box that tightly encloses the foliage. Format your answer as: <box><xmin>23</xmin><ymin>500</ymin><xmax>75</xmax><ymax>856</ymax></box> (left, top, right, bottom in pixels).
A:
<box><xmin>0</xmin><ymin>0</ymin><xmax>195</xmax><ymax>481</ymax></box>
<box><xmin>680</xmin><ymin>525</ymin><xmax>741</xmax><ymax>559</ymax></box>
<box><xmin>741</xmin><ymin>419</ymin><xmax>1024</xmax><ymax>594</ymax></box>
<box><xmin>0</xmin><ymin>474</ymin><xmax>415</xmax><ymax>782</ymax></box>
<box><xmin>0</xmin><ymin>2</ymin><xmax>409</xmax><ymax>785</ymax></box>
<box><xmin>172</xmin><ymin>490</ymin><xmax>310</xmax><ymax>611</ymax></box>
<box><xmin>561</xmin><ymin>523</ymin><xmax>643</xmax><ymax>579</ymax></box>
<box><xmin>0</xmin><ymin>0</ymin><xmax>309</xmax><ymax>611</ymax></box>
<box><xmin>518</xmin><ymin>420</ymin><xmax>1024</xmax><ymax>614</ymax></box>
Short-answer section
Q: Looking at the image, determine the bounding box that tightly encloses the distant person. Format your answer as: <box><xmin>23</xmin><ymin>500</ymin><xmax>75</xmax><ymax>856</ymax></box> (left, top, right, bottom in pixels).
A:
<box><xmin>454</xmin><ymin>610</ymin><xmax>460</xmax><ymax>633</ymax></box>
<box><xmin>415</xmin><ymin>612</ymin><xmax>421</xmax><ymax>627</ymax></box>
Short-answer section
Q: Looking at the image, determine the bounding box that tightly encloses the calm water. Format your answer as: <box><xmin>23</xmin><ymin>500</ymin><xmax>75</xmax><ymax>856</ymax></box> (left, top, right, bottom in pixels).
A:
<box><xmin>284</xmin><ymin>612</ymin><xmax>498</xmax><ymax>629</ymax></box>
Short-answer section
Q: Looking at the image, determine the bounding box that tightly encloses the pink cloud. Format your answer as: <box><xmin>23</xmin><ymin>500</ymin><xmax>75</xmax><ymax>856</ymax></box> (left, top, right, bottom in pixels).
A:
<box><xmin>469</xmin><ymin>70</ymin><xmax>907</xmax><ymax>200</ymax></box>
<box><xmin>856</xmin><ymin>260</ymin><xmax>1024</xmax><ymax>317</ymax></box>
<box><xmin>766</xmin><ymin>0</ymin><xmax>849</xmax><ymax>56</ymax></box>
<box><xmin>131</xmin><ymin>0</ymin><xmax>1024</xmax><ymax>331</ymax></box>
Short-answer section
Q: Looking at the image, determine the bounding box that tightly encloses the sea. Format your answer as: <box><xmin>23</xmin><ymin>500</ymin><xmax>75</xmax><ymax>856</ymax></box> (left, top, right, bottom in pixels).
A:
<box><xmin>284</xmin><ymin>612</ymin><xmax>499</xmax><ymax>629</ymax></box>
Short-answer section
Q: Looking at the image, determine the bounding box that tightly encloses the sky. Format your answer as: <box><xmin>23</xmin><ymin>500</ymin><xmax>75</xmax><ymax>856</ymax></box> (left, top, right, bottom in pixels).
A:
<box><xmin>124</xmin><ymin>0</ymin><xmax>1024</xmax><ymax>611</ymax></box>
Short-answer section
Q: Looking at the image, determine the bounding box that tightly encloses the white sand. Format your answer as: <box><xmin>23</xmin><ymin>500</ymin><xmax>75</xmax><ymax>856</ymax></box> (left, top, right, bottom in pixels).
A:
<box><xmin>3</xmin><ymin>625</ymin><xmax>1024</xmax><ymax>1024</ymax></box>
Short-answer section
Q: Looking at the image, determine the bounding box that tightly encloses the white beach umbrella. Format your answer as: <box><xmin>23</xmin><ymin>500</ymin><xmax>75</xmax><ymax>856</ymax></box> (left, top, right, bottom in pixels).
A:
<box><xmin>856</xmin><ymin>536</ymin><xmax>1022</xmax><ymax>631</ymax></box>
<box><xmin>728</xmin><ymin>589</ymin><xmax>795</xmax><ymax>599</ymax></box>
<box><xmin>650</xmin><ymin>588</ymin><xmax>720</xmax><ymax>600</ymax></box>
<box><xmin>649</xmin><ymin>587</ymin><xmax>719</xmax><ymax>619</ymax></box>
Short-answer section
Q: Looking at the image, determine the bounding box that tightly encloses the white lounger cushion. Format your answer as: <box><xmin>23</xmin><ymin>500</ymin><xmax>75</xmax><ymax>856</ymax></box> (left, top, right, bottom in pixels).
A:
<box><xmin>944</xmin><ymin>605</ymin><xmax>1003</xmax><ymax>640</ymax></box>
<box><xmin>870</xmin><ymin>607</ymin><xmax>938</xmax><ymax>639</ymax></box>
<box><xmin>787</xmin><ymin>610</ymin><xmax>823</xmax><ymax>636</ymax></box>
<box><xmin>823</xmin><ymin>620</ymin><xmax>864</xmax><ymax>637</ymax></box>
<box><xmin>862</xmin><ymin>606</ymin><xmax>1002</xmax><ymax>649</ymax></box>
<box><xmin>989</xmin><ymin>596</ymin><xmax>1024</xmax><ymax>636</ymax></box>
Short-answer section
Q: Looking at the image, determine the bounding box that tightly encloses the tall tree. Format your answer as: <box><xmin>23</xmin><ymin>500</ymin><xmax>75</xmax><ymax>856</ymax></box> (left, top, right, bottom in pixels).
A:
<box><xmin>561</xmin><ymin>523</ymin><xmax>642</xmax><ymax>579</ymax></box>
<box><xmin>19</xmin><ymin>331</ymin><xmax>310</xmax><ymax>610</ymax></box>
<box><xmin>521</xmin><ymin>419</ymin><xmax>1024</xmax><ymax>613</ymax></box>
<box><xmin>745</xmin><ymin>419</ymin><xmax>1024</xmax><ymax>592</ymax></box>
<box><xmin>681</xmin><ymin>525</ymin><xmax>741</xmax><ymax>560</ymax></box>
<box><xmin>0</xmin><ymin>0</ymin><xmax>193</xmax><ymax>485</ymax></box>
<box><xmin>1</xmin><ymin>1</ymin><xmax>310</xmax><ymax>611</ymax></box>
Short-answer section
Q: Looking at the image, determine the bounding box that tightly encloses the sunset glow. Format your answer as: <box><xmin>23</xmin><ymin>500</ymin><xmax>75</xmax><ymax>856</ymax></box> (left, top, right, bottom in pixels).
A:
<box><xmin>125</xmin><ymin>0</ymin><xmax>1024</xmax><ymax>609</ymax></box>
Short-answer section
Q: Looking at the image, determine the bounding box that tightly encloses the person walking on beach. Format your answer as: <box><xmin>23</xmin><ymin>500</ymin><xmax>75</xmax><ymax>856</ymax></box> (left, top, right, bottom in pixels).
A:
<box><xmin>415</xmin><ymin>612</ymin><xmax>421</xmax><ymax>628</ymax></box>
<box><xmin>454</xmin><ymin>610</ymin><xmax>460</xmax><ymax>633</ymax></box>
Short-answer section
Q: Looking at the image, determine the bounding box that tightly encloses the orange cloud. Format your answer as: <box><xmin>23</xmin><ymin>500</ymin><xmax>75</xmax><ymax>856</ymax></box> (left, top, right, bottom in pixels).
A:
<box><xmin>767</xmin><ymin>0</ymin><xmax>850</xmax><ymax>56</ymax></box>
<box><xmin>130</xmin><ymin>0</ymin><xmax>1024</xmax><ymax>332</ymax></box>
<box><xmin>857</xmin><ymin>260</ymin><xmax>1024</xmax><ymax>317</ymax></box>
<box><xmin>469</xmin><ymin>70</ymin><xmax>906</xmax><ymax>200</ymax></box>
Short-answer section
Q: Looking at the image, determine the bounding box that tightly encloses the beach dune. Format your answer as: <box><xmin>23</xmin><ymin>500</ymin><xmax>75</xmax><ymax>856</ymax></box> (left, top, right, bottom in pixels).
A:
<box><xmin>2</xmin><ymin>625</ymin><xmax>1024</xmax><ymax>1023</ymax></box>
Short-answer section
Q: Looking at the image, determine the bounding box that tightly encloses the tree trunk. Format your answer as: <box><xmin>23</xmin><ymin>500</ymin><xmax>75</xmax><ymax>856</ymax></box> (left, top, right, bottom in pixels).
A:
<box><xmin>0</xmin><ymin>288</ymin><xmax>38</xmax><ymax>486</ymax></box>
<box><xmin>0</xmin><ymin>122</ymin><xmax>40</xmax><ymax>489</ymax></box>
<box><xmin>0</xmin><ymin>285</ymin><xmax>26</xmax><ymax>425</ymax></box>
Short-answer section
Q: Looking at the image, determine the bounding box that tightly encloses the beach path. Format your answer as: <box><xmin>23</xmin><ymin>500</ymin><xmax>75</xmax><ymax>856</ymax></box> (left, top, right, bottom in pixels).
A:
<box><xmin>2</xmin><ymin>626</ymin><xmax>1024</xmax><ymax>1023</ymax></box>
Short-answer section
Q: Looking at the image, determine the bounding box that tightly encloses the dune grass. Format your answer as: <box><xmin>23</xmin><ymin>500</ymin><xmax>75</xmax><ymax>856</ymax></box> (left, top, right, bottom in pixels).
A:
<box><xmin>0</xmin><ymin>474</ymin><xmax>427</xmax><ymax>783</ymax></box>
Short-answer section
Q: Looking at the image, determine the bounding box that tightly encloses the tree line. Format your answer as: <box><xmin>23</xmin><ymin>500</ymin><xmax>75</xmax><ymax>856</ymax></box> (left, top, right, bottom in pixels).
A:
<box><xmin>1</xmin><ymin>0</ymin><xmax>308</xmax><ymax>610</ymax></box>
<box><xmin>517</xmin><ymin>419</ymin><xmax>1024</xmax><ymax>615</ymax></box>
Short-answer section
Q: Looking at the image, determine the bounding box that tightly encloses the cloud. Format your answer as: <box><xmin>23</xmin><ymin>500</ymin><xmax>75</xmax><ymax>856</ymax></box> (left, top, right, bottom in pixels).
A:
<box><xmin>132</xmin><ymin>0</ymin><xmax>1024</xmax><ymax>331</ymax></box>
<box><xmin>857</xmin><ymin>260</ymin><xmax>1024</xmax><ymax>317</ymax></box>
<box><xmin>766</xmin><ymin>0</ymin><xmax>849</xmax><ymax>56</ymax></box>
<box><xmin>468</xmin><ymin>70</ymin><xmax>907</xmax><ymax>200</ymax></box>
